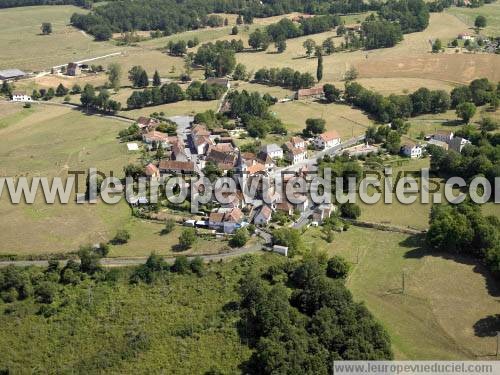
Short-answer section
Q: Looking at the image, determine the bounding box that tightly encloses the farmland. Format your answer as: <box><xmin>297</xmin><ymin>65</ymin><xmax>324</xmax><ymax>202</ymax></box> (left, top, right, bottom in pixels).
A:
<box><xmin>303</xmin><ymin>226</ymin><xmax>500</xmax><ymax>359</ymax></box>
<box><xmin>0</xmin><ymin>5</ymin><xmax>124</xmax><ymax>72</ymax></box>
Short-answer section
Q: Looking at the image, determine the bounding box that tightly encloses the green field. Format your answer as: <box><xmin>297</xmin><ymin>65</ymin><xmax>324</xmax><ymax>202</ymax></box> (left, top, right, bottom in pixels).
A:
<box><xmin>0</xmin><ymin>5</ymin><xmax>124</xmax><ymax>71</ymax></box>
<box><xmin>303</xmin><ymin>226</ymin><xmax>500</xmax><ymax>359</ymax></box>
<box><xmin>446</xmin><ymin>2</ymin><xmax>500</xmax><ymax>36</ymax></box>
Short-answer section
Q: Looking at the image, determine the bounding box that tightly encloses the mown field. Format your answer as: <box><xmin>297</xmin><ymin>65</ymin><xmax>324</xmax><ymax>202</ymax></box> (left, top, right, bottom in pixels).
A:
<box><xmin>0</xmin><ymin>5</ymin><xmax>124</xmax><ymax>71</ymax></box>
<box><xmin>303</xmin><ymin>226</ymin><xmax>500</xmax><ymax>359</ymax></box>
<box><xmin>446</xmin><ymin>2</ymin><xmax>500</xmax><ymax>35</ymax></box>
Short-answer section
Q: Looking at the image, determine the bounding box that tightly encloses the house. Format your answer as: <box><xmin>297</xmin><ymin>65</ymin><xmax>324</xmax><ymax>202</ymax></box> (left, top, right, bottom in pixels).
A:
<box><xmin>458</xmin><ymin>32</ymin><xmax>474</xmax><ymax>41</ymax></box>
<box><xmin>0</xmin><ymin>69</ymin><xmax>26</xmax><ymax>81</ymax></box>
<box><xmin>260</xmin><ymin>143</ymin><xmax>283</xmax><ymax>160</ymax></box>
<box><xmin>433</xmin><ymin>130</ymin><xmax>454</xmax><ymax>143</ymax></box>
<box><xmin>426</xmin><ymin>139</ymin><xmax>449</xmax><ymax>150</ymax></box>
<box><xmin>448</xmin><ymin>136</ymin><xmax>471</xmax><ymax>153</ymax></box>
<box><xmin>142</xmin><ymin>130</ymin><xmax>169</xmax><ymax>149</ymax></box>
<box><xmin>190</xmin><ymin>124</ymin><xmax>213</xmax><ymax>154</ymax></box>
<box><xmin>206</xmin><ymin>77</ymin><xmax>230</xmax><ymax>90</ymax></box>
<box><xmin>144</xmin><ymin>163</ymin><xmax>160</xmax><ymax>179</ymax></box>
<box><xmin>159</xmin><ymin>160</ymin><xmax>197</xmax><ymax>175</ymax></box>
<box><xmin>206</xmin><ymin>144</ymin><xmax>238</xmax><ymax>172</ymax></box>
<box><xmin>170</xmin><ymin>137</ymin><xmax>190</xmax><ymax>162</ymax></box>
<box><xmin>209</xmin><ymin>207</ymin><xmax>243</xmax><ymax>233</ymax></box>
<box><xmin>314</xmin><ymin>130</ymin><xmax>341</xmax><ymax>150</ymax></box>
<box><xmin>137</xmin><ymin>117</ymin><xmax>159</xmax><ymax>131</ymax></box>
<box><xmin>290</xmin><ymin>136</ymin><xmax>306</xmax><ymax>149</ymax></box>
<box><xmin>272</xmin><ymin>245</ymin><xmax>288</xmax><ymax>256</ymax></box>
<box><xmin>254</xmin><ymin>205</ymin><xmax>273</xmax><ymax>225</ymax></box>
<box><xmin>312</xmin><ymin>203</ymin><xmax>334</xmax><ymax>224</ymax></box>
<box><xmin>66</xmin><ymin>63</ymin><xmax>80</xmax><ymax>76</ymax></box>
<box><xmin>11</xmin><ymin>92</ymin><xmax>31</xmax><ymax>102</ymax></box>
<box><xmin>284</xmin><ymin>142</ymin><xmax>307</xmax><ymax>164</ymax></box>
<box><xmin>276</xmin><ymin>200</ymin><xmax>294</xmax><ymax>216</ymax></box>
<box><xmin>295</xmin><ymin>86</ymin><xmax>324</xmax><ymax>100</ymax></box>
<box><xmin>401</xmin><ymin>141</ymin><xmax>422</xmax><ymax>159</ymax></box>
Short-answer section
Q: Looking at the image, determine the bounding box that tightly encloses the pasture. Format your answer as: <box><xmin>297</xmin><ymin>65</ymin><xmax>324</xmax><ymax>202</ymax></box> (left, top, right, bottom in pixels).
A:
<box><xmin>303</xmin><ymin>226</ymin><xmax>500</xmax><ymax>359</ymax></box>
<box><xmin>0</xmin><ymin>5</ymin><xmax>123</xmax><ymax>72</ymax></box>
<box><xmin>272</xmin><ymin>100</ymin><xmax>371</xmax><ymax>138</ymax></box>
<box><xmin>446</xmin><ymin>2</ymin><xmax>500</xmax><ymax>35</ymax></box>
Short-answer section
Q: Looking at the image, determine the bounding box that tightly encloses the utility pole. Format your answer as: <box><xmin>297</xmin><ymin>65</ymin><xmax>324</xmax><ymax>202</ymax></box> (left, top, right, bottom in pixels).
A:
<box><xmin>402</xmin><ymin>270</ymin><xmax>406</xmax><ymax>295</ymax></box>
<box><xmin>496</xmin><ymin>331</ymin><xmax>499</xmax><ymax>358</ymax></box>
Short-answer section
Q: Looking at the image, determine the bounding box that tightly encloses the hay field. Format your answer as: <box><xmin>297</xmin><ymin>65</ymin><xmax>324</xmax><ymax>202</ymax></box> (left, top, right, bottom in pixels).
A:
<box><xmin>303</xmin><ymin>226</ymin><xmax>500</xmax><ymax>359</ymax></box>
<box><xmin>446</xmin><ymin>2</ymin><xmax>500</xmax><ymax>35</ymax></box>
<box><xmin>0</xmin><ymin>104</ymin><xmax>135</xmax><ymax>254</ymax></box>
<box><xmin>0</xmin><ymin>5</ymin><xmax>123</xmax><ymax>71</ymax></box>
<box><xmin>272</xmin><ymin>100</ymin><xmax>371</xmax><ymax>138</ymax></box>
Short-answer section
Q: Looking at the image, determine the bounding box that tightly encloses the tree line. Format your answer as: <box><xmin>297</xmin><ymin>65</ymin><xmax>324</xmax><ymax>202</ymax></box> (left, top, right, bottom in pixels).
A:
<box><xmin>126</xmin><ymin>81</ymin><xmax>226</xmax><ymax>109</ymax></box>
<box><xmin>254</xmin><ymin>67</ymin><xmax>315</xmax><ymax>90</ymax></box>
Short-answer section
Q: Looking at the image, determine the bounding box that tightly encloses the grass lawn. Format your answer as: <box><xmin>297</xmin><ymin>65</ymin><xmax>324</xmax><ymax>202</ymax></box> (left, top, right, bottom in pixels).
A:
<box><xmin>446</xmin><ymin>2</ymin><xmax>500</xmax><ymax>36</ymax></box>
<box><xmin>0</xmin><ymin>5</ymin><xmax>123</xmax><ymax>71</ymax></box>
<box><xmin>0</xmin><ymin>104</ymin><xmax>137</xmax><ymax>254</ymax></box>
<box><xmin>122</xmin><ymin>99</ymin><xmax>219</xmax><ymax>118</ymax></box>
<box><xmin>302</xmin><ymin>226</ymin><xmax>500</xmax><ymax>359</ymax></box>
<box><xmin>108</xmin><ymin>219</ymin><xmax>235</xmax><ymax>258</ymax></box>
<box><xmin>272</xmin><ymin>100</ymin><xmax>372</xmax><ymax>138</ymax></box>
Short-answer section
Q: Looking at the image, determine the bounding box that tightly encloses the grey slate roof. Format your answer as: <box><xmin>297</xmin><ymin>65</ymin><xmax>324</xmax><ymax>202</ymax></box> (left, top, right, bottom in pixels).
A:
<box><xmin>0</xmin><ymin>69</ymin><xmax>26</xmax><ymax>79</ymax></box>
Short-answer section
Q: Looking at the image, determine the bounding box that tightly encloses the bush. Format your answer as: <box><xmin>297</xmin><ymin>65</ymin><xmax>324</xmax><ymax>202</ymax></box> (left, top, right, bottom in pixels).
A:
<box><xmin>340</xmin><ymin>203</ymin><xmax>361</xmax><ymax>219</ymax></box>
<box><xmin>178</xmin><ymin>228</ymin><xmax>196</xmax><ymax>250</ymax></box>
<box><xmin>230</xmin><ymin>228</ymin><xmax>249</xmax><ymax>248</ymax></box>
<box><xmin>35</xmin><ymin>281</ymin><xmax>58</xmax><ymax>304</ymax></box>
<box><xmin>162</xmin><ymin>219</ymin><xmax>176</xmax><ymax>235</ymax></box>
<box><xmin>113</xmin><ymin>229</ymin><xmax>130</xmax><ymax>244</ymax></box>
<box><xmin>326</xmin><ymin>256</ymin><xmax>350</xmax><ymax>279</ymax></box>
<box><xmin>172</xmin><ymin>256</ymin><xmax>190</xmax><ymax>274</ymax></box>
<box><xmin>190</xmin><ymin>256</ymin><xmax>205</xmax><ymax>276</ymax></box>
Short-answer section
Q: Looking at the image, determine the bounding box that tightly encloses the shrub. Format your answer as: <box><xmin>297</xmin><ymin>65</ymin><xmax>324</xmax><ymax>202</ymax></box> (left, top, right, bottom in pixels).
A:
<box><xmin>113</xmin><ymin>229</ymin><xmax>130</xmax><ymax>244</ymax></box>
<box><xmin>172</xmin><ymin>256</ymin><xmax>190</xmax><ymax>274</ymax></box>
<box><xmin>340</xmin><ymin>203</ymin><xmax>361</xmax><ymax>219</ymax></box>
<box><xmin>326</xmin><ymin>256</ymin><xmax>350</xmax><ymax>279</ymax></box>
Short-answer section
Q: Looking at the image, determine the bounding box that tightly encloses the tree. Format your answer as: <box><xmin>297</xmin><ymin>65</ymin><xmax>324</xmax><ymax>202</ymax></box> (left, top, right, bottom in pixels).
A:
<box><xmin>233</xmin><ymin>63</ymin><xmax>247</xmax><ymax>81</ymax></box>
<box><xmin>344</xmin><ymin>66</ymin><xmax>358</xmax><ymax>81</ymax></box>
<box><xmin>190</xmin><ymin>256</ymin><xmax>205</xmax><ymax>276</ymax></box>
<box><xmin>432</xmin><ymin>39</ymin><xmax>442</xmax><ymax>53</ymax></box>
<box><xmin>178</xmin><ymin>228</ymin><xmax>196</xmax><ymax>250</ymax></box>
<box><xmin>78</xmin><ymin>246</ymin><xmax>102</xmax><ymax>274</ymax></box>
<box><xmin>129</xmin><ymin>66</ymin><xmax>147</xmax><ymax>87</ymax></box>
<box><xmin>108</xmin><ymin>63</ymin><xmax>122</xmax><ymax>91</ymax></box>
<box><xmin>385</xmin><ymin>130</ymin><xmax>401</xmax><ymax>154</ymax></box>
<box><xmin>162</xmin><ymin>219</ymin><xmax>176</xmax><ymax>235</ymax></box>
<box><xmin>80</xmin><ymin>84</ymin><xmax>96</xmax><ymax>109</ymax></box>
<box><xmin>304</xmin><ymin>118</ymin><xmax>326</xmax><ymax>137</ymax></box>
<box><xmin>249</xmin><ymin>29</ymin><xmax>269</xmax><ymax>50</ymax></box>
<box><xmin>138</xmin><ymin>70</ymin><xmax>149</xmax><ymax>87</ymax></box>
<box><xmin>480</xmin><ymin>117</ymin><xmax>499</xmax><ymax>131</ymax></box>
<box><xmin>55</xmin><ymin>83</ymin><xmax>68</xmax><ymax>97</ymax></box>
<box><xmin>456</xmin><ymin>102</ymin><xmax>476</xmax><ymax>123</ymax></box>
<box><xmin>340</xmin><ymin>203</ymin><xmax>361</xmax><ymax>219</ymax></box>
<box><xmin>490</xmin><ymin>95</ymin><xmax>499</xmax><ymax>111</ymax></box>
<box><xmin>303</xmin><ymin>38</ymin><xmax>316</xmax><ymax>57</ymax></box>
<box><xmin>113</xmin><ymin>229</ymin><xmax>130</xmax><ymax>244</ymax></box>
<box><xmin>35</xmin><ymin>281</ymin><xmax>57</xmax><ymax>304</ymax></box>
<box><xmin>323</xmin><ymin>84</ymin><xmax>341</xmax><ymax>103</ymax></box>
<box><xmin>91</xmin><ymin>24</ymin><xmax>112</xmax><ymax>41</ymax></box>
<box><xmin>172</xmin><ymin>256</ymin><xmax>190</xmax><ymax>273</ymax></box>
<box><xmin>230</xmin><ymin>228</ymin><xmax>249</xmax><ymax>248</ymax></box>
<box><xmin>316</xmin><ymin>53</ymin><xmax>323</xmax><ymax>82</ymax></box>
<box><xmin>326</xmin><ymin>256</ymin><xmax>350</xmax><ymax>279</ymax></box>
<box><xmin>275</xmin><ymin>38</ymin><xmax>286</xmax><ymax>53</ymax></box>
<box><xmin>231</xmin><ymin>26</ymin><xmax>238</xmax><ymax>35</ymax></box>
<box><xmin>272</xmin><ymin>228</ymin><xmax>304</xmax><ymax>256</ymax></box>
<box><xmin>153</xmin><ymin>70</ymin><xmax>161</xmax><ymax>86</ymax></box>
<box><xmin>236</xmin><ymin>14</ymin><xmax>243</xmax><ymax>25</ymax></box>
<box><xmin>475</xmin><ymin>15</ymin><xmax>487</xmax><ymax>29</ymax></box>
<box><xmin>41</xmin><ymin>22</ymin><xmax>52</xmax><ymax>35</ymax></box>
<box><xmin>322</xmin><ymin>37</ymin><xmax>335</xmax><ymax>55</ymax></box>
<box><xmin>71</xmin><ymin>84</ymin><xmax>82</xmax><ymax>94</ymax></box>
<box><xmin>1</xmin><ymin>81</ymin><xmax>13</xmax><ymax>97</ymax></box>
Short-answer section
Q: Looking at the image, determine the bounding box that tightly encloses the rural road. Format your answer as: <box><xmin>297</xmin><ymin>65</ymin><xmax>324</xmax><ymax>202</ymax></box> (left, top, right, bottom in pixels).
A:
<box><xmin>0</xmin><ymin>241</ymin><xmax>266</xmax><ymax>268</ymax></box>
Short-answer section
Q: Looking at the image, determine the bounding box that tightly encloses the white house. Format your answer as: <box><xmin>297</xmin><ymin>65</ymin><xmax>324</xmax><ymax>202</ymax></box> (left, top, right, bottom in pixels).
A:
<box><xmin>11</xmin><ymin>92</ymin><xmax>32</xmax><ymax>102</ymax></box>
<box><xmin>286</xmin><ymin>146</ymin><xmax>308</xmax><ymax>164</ymax></box>
<box><xmin>401</xmin><ymin>142</ymin><xmax>422</xmax><ymax>159</ymax></box>
<box><xmin>254</xmin><ymin>205</ymin><xmax>273</xmax><ymax>225</ymax></box>
<box><xmin>448</xmin><ymin>136</ymin><xmax>471</xmax><ymax>153</ymax></box>
<box><xmin>314</xmin><ymin>130</ymin><xmax>341</xmax><ymax>150</ymax></box>
<box><xmin>260</xmin><ymin>144</ymin><xmax>283</xmax><ymax>160</ymax></box>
